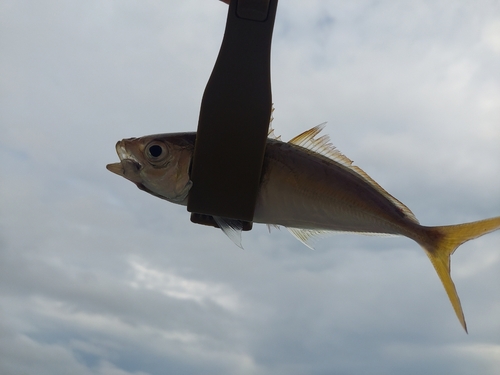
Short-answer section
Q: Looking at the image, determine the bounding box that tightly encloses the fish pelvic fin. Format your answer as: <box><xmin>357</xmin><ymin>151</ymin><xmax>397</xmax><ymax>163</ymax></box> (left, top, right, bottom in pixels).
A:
<box><xmin>213</xmin><ymin>216</ymin><xmax>244</xmax><ymax>249</ymax></box>
<box><xmin>421</xmin><ymin>216</ymin><xmax>500</xmax><ymax>333</ymax></box>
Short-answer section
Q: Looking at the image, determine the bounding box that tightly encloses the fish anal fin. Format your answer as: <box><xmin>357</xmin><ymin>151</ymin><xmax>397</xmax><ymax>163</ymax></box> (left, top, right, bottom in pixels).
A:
<box><xmin>267</xmin><ymin>224</ymin><xmax>280</xmax><ymax>233</ymax></box>
<box><xmin>287</xmin><ymin>228</ymin><xmax>336</xmax><ymax>250</ymax></box>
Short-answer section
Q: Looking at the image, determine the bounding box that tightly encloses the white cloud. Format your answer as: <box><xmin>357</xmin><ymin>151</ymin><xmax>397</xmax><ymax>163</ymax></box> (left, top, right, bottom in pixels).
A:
<box><xmin>128</xmin><ymin>259</ymin><xmax>241</xmax><ymax>312</ymax></box>
<box><xmin>454</xmin><ymin>343</ymin><xmax>500</xmax><ymax>373</ymax></box>
<box><xmin>482</xmin><ymin>20</ymin><xmax>500</xmax><ymax>54</ymax></box>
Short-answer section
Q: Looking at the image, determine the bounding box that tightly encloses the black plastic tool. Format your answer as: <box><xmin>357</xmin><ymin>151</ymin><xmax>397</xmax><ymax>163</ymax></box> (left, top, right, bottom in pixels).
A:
<box><xmin>188</xmin><ymin>0</ymin><xmax>278</xmax><ymax>230</ymax></box>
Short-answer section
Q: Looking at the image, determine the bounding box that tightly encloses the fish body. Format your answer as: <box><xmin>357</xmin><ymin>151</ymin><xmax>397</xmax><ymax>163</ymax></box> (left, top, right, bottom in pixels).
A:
<box><xmin>254</xmin><ymin>136</ymin><xmax>420</xmax><ymax>236</ymax></box>
<box><xmin>107</xmin><ymin>124</ymin><xmax>500</xmax><ymax>331</ymax></box>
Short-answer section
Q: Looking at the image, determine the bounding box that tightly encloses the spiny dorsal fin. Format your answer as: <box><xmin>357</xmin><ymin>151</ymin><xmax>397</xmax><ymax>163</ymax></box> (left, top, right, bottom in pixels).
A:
<box><xmin>288</xmin><ymin>124</ymin><xmax>419</xmax><ymax>224</ymax></box>
<box><xmin>267</xmin><ymin>107</ymin><xmax>281</xmax><ymax>141</ymax></box>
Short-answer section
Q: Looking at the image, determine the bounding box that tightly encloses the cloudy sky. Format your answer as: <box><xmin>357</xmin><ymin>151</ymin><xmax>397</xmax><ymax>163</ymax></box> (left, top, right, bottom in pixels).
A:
<box><xmin>1</xmin><ymin>0</ymin><xmax>500</xmax><ymax>374</ymax></box>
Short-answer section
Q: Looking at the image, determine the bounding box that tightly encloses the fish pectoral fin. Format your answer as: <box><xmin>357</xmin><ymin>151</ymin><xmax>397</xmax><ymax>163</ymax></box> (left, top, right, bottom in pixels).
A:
<box><xmin>287</xmin><ymin>228</ymin><xmax>334</xmax><ymax>250</ymax></box>
<box><xmin>213</xmin><ymin>216</ymin><xmax>244</xmax><ymax>249</ymax></box>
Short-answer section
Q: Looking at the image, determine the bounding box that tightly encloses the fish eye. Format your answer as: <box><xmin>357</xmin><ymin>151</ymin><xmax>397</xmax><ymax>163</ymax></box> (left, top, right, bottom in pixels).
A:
<box><xmin>145</xmin><ymin>141</ymin><xmax>168</xmax><ymax>163</ymax></box>
<box><xmin>149</xmin><ymin>144</ymin><xmax>163</xmax><ymax>158</ymax></box>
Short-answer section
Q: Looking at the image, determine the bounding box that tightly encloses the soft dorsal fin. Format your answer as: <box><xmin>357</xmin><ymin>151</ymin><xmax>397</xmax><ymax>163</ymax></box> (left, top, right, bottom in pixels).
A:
<box><xmin>288</xmin><ymin>124</ymin><xmax>419</xmax><ymax>224</ymax></box>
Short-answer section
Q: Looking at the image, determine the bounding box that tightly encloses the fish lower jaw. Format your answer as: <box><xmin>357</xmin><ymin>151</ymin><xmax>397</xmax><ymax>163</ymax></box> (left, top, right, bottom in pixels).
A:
<box><xmin>108</xmin><ymin>159</ymin><xmax>144</xmax><ymax>184</ymax></box>
<box><xmin>106</xmin><ymin>162</ymin><xmax>123</xmax><ymax>175</ymax></box>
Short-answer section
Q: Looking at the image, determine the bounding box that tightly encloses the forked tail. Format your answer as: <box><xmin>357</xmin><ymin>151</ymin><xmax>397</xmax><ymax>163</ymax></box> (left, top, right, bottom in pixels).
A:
<box><xmin>420</xmin><ymin>216</ymin><xmax>500</xmax><ymax>332</ymax></box>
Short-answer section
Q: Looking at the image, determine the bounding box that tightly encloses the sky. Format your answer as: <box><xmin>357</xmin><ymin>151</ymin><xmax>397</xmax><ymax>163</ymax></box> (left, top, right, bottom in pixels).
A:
<box><xmin>1</xmin><ymin>0</ymin><xmax>500</xmax><ymax>374</ymax></box>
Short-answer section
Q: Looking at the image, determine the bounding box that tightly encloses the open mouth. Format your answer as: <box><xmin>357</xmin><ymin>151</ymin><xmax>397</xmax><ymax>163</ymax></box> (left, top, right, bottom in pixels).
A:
<box><xmin>106</xmin><ymin>140</ymin><xmax>143</xmax><ymax>183</ymax></box>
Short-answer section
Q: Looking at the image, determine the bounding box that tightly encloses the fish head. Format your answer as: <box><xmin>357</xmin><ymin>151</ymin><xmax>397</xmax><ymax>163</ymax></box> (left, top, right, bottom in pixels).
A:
<box><xmin>106</xmin><ymin>133</ymin><xmax>195</xmax><ymax>205</ymax></box>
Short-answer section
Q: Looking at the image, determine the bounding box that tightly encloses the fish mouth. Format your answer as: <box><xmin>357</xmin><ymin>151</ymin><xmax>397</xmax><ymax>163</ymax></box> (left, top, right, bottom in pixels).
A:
<box><xmin>106</xmin><ymin>140</ymin><xmax>143</xmax><ymax>183</ymax></box>
<box><xmin>115</xmin><ymin>140</ymin><xmax>137</xmax><ymax>162</ymax></box>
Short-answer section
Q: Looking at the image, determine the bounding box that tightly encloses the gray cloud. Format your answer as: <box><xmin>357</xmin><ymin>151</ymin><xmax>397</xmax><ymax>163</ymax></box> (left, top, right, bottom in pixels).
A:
<box><xmin>1</xmin><ymin>0</ymin><xmax>499</xmax><ymax>374</ymax></box>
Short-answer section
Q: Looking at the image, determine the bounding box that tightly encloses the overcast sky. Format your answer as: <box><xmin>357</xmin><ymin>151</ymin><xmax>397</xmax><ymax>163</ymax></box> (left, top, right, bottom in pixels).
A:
<box><xmin>1</xmin><ymin>0</ymin><xmax>500</xmax><ymax>374</ymax></box>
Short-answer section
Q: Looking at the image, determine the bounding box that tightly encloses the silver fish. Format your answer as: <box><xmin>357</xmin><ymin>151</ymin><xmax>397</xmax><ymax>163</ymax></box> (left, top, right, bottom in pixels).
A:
<box><xmin>107</xmin><ymin>124</ymin><xmax>500</xmax><ymax>331</ymax></box>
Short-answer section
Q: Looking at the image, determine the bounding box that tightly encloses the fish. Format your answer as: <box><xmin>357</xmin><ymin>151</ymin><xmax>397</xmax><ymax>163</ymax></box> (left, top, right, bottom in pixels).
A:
<box><xmin>107</xmin><ymin>123</ymin><xmax>500</xmax><ymax>332</ymax></box>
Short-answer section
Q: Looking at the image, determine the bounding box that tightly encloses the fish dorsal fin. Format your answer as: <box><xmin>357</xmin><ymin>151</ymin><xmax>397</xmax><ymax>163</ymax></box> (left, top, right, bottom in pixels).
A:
<box><xmin>289</xmin><ymin>123</ymin><xmax>351</xmax><ymax>165</ymax></box>
<box><xmin>288</xmin><ymin>124</ymin><xmax>419</xmax><ymax>224</ymax></box>
<box><xmin>267</xmin><ymin>107</ymin><xmax>281</xmax><ymax>141</ymax></box>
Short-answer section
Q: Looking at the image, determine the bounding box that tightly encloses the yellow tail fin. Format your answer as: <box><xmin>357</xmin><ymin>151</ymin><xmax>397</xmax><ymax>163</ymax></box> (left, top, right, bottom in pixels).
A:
<box><xmin>421</xmin><ymin>216</ymin><xmax>500</xmax><ymax>332</ymax></box>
